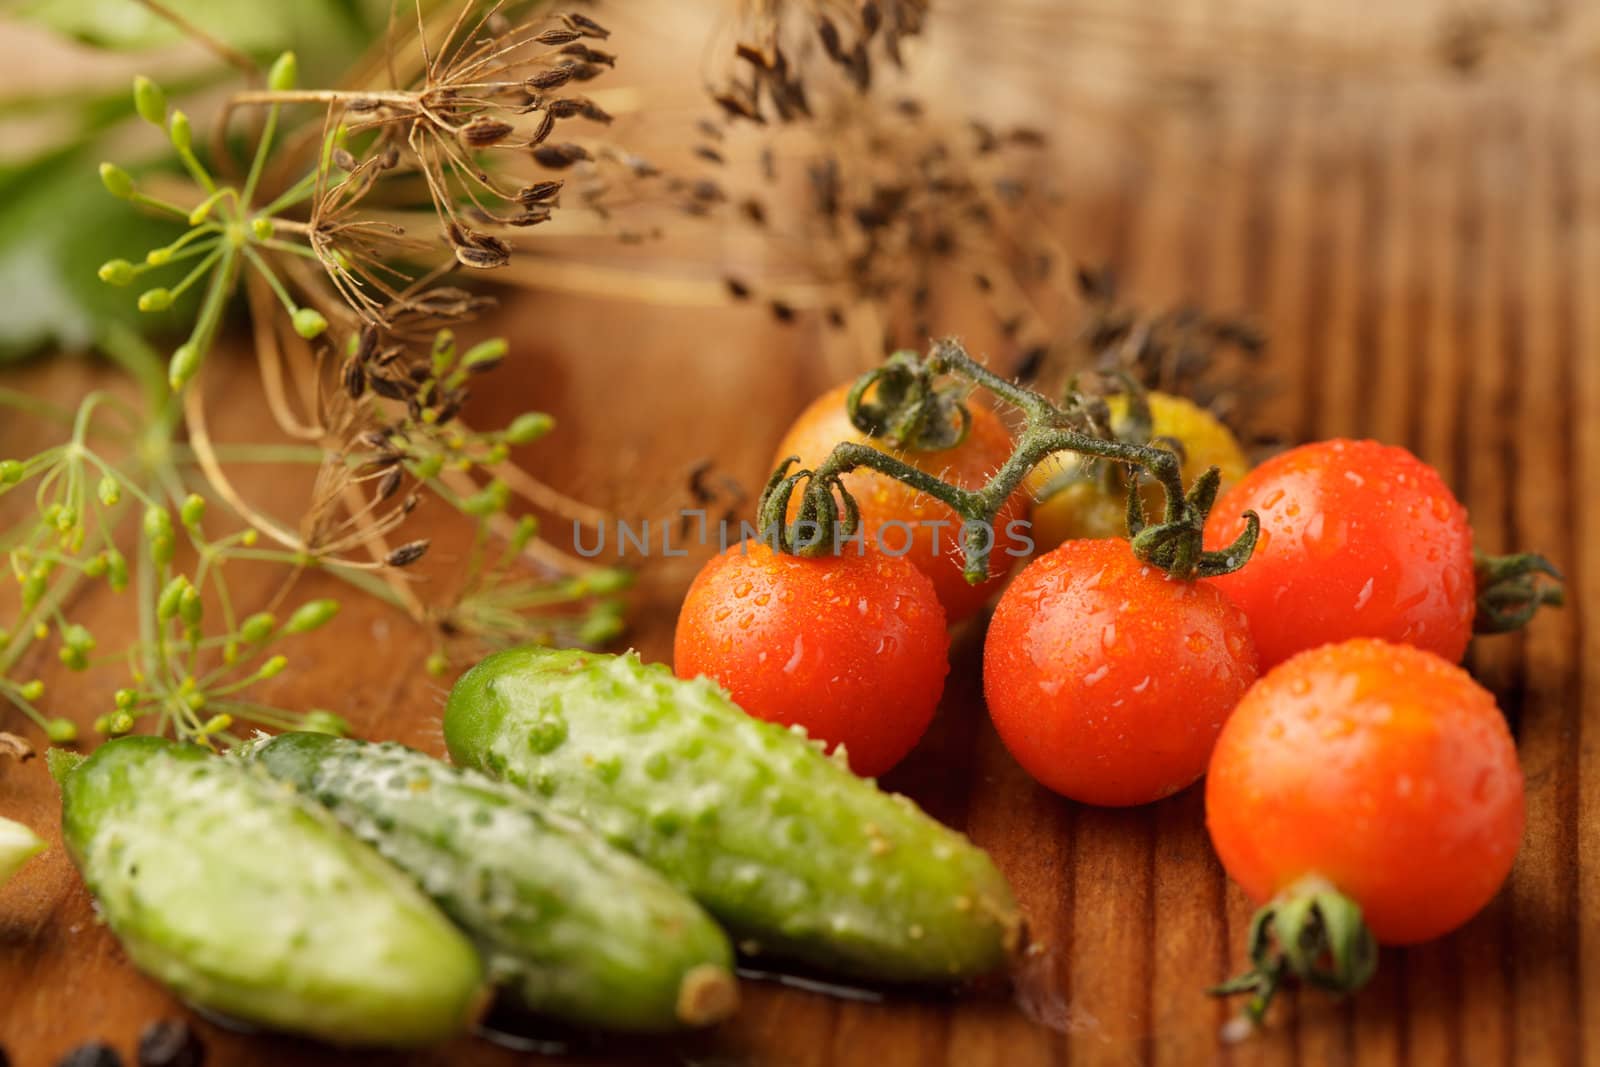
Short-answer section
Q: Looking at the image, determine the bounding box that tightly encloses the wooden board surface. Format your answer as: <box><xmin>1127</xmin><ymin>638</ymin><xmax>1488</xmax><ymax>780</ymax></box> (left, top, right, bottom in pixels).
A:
<box><xmin>3</xmin><ymin>1</ymin><xmax>1599</xmax><ymax>1064</ymax></box>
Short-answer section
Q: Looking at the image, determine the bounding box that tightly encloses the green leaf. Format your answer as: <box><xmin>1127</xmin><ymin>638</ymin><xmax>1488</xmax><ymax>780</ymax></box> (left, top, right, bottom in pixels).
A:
<box><xmin>8</xmin><ymin>0</ymin><xmax>380</xmax><ymax>76</ymax></box>
<box><xmin>0</xmin><ymin>147</ymin><xmax>188</xmax><ymax>363</ymax></box>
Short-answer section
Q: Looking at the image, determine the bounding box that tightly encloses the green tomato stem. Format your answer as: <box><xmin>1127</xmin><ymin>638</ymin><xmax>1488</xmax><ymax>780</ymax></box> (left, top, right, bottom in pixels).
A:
<box><xmin>761</xmin><ymin>339</ymin><xmax>1260</xmax><ymax>581</ymax></box>
<box><xmin>1209</xmin><ymin>876</ymin><xmax>1378</xmax><ymax>1032</ymax></box>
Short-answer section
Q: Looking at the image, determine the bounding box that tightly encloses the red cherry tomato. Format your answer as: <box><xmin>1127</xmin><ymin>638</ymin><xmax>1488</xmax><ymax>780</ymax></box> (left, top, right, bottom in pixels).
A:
<box><xmin>1204</xmin><ymin>439</ymin><xmax>1475</xmax><ymax>669</ymax></box>
<box><xmin>772</xmin><ymin>383</ymin><xmax>1031</xmax><ymax>623</ymax></box>
<box><xmin>983</xmin><ymin>538</ymin><xmax>1259</xmax><ymax>806</ymax></box>
<box><xmin>1206</xmin><ymin>638</ymin><xmax>1524</xmax><ymax>944</ymax></box>
<box><xmin>673</xmin><ymin>542</ymin><xmax>950</xmax><ymax>777</ymax></box>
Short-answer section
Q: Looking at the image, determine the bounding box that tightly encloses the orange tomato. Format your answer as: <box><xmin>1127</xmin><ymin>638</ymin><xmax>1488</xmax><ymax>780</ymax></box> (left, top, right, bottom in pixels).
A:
<box><xmin>772</xmin><ymin>383</ymin><xmax>1030</xmax><ymax>623</ymax></box>
<box><xmin>983</xmin><ymin>538</ymin><xmax>1258</xmax><ymax>806</ymax></box>
<box><xmin>673</xmin><ymin>542</ymin><xmax>950</xmax><ymax>777</ymax></box>
<box><xmin>1206</xmin><ymin>638</ymin><xmax>1524</xmax><ymax>944</ymax></box>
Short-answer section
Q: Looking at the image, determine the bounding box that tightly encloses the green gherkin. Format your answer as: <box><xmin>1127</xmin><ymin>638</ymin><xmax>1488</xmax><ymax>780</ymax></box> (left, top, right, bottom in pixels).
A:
<box><xmin>444</xmin><ymin>647</ymin><xmax>1021</xmax><ymax>983</ymax></box>
<box><xmin>249</xmin><ymin>733</ymin><xmax>739</xmax><ymax>1031</ymax></box>
<box><xmin>55</xmin><ymin>737</ymin><xmax>485</xmax><ymax>1047</ymax></box>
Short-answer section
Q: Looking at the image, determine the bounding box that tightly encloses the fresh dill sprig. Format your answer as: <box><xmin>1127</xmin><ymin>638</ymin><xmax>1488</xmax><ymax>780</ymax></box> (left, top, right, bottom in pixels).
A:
<box><xmin>2</xmin><ymin>3</ymin><xmax>642</xmax><ymax>748</ymax></box>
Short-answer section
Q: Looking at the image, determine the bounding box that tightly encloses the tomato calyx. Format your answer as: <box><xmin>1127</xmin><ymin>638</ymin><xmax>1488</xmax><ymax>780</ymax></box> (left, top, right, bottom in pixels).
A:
<box><xmin>845</xmin><ymin>350</ymin><xmax>973</xmax><ymax>451</ymax></box>
<box><xmin>755</xmin><ymin>339</ymin><xmax>1261</xmax><ymax>580</ymax></box>
<box><xmin>1210</xmin><ymin>876</ymin><xmax>1377</xmax><ymax>1033</ymax></box>
<box><xmin>1474</xmin><ymin>551</ymin><xmax>1565</xmax><ymax>634</ymax></box>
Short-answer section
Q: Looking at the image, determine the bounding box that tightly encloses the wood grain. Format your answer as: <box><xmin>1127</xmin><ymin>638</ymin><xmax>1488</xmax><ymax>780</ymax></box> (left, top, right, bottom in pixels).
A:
<box><xmin>3</xmin><ymin>1</ymin><xmax>1599</xmax><ymax>1064</ymax></box>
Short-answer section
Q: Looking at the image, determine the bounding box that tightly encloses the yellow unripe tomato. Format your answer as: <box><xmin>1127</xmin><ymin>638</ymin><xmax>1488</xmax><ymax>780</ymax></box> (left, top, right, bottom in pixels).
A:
<box><xmin>1025</xmin><ymin>392</ymin><xmax>1250</xmax><ymax>551</ymax></box>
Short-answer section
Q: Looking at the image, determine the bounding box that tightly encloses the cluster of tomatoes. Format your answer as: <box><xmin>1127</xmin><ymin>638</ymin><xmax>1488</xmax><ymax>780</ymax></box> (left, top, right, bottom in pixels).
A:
<box><xmin>673</xmin><ymin>378</ymin><xmax>1533</xmax><ymax>1013</ymax></box>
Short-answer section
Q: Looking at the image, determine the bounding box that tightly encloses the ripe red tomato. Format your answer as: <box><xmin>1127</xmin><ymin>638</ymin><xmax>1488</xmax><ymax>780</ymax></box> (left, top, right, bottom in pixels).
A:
<box><xmin>1206</xmin><ymin>638</ymin><xmax>1524</xmax><ymax>944</ymax></box>
<box><xmin>673</xmin><ymin>542</ymin><xmax>950</xmax><ymax>777</ymax></box>
<box><xmin>772</xmin><ymin>382</ymin><xmax>1030</xmax><ymax>623</ymax></box>
<box><xmin>983</xmin><ymin>538</ymin><xmax>1259</xmax><ymax>806</ymax></box>
<box><xmin>1204</xmin><ymin>439</ymin><xmax>1475</xmax><ymax>669</ymax></box>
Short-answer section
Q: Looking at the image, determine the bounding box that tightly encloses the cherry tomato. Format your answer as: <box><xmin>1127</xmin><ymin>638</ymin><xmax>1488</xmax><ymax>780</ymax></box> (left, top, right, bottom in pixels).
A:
<box><xmin>1204</xmin><ymin>439</ymin><xmax>1475</xmax><ymax>669</ymax></box>
<box><xmin>983</xmin><ymin>538</ymin><xmax>1258</xmax><ymax>806</ymax></box>
<box><xmin>773</xmin><ymin>383</ymin><xmax>1030</xmax><ymax>623</ymax></box>
<box><xmin>1026</xmin><ymin>391</ymin><xmax>1251</xmax><ymax>550</ymax></box>
<box><xmin>674</xmin><ymin>541</ymin><xmax>950</xmax><ymax>777</ymax></box>
<box><xmin>1206</xmin><ymin>638</ymin><xmax>1523</xmax><ymax>944</ymax></box>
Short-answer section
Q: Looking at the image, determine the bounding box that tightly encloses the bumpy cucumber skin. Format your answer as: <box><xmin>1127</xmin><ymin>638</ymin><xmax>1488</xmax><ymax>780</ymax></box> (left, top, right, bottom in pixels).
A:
<box><xmin>58</xmin><ymin>737</ymin><xmax>485</xmax><ymax>1047</ymax></box>
<box><xmin>249</xmin><ymin>733</ymin><xmax>737</xmax><ymax>1031</ymax></box>
<box><xmin>444</xmin><ymin>648</ymin><xmax>1021</xmax><ymax>983</ymax></box>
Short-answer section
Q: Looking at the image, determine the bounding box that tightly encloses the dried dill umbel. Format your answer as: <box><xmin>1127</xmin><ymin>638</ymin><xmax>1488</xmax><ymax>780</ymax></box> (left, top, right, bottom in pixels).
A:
<box><xmin>0</xmin><ymin>2</ymin><xmax>654</xmax><ymax>748</ymax></box>
<box><xmin>682</xmin><ymin>0</ymin><xmax>1068</xmax><ymax>371</ymax></box>
<box><xmin>1030</xmin><ymin>266</ymin><xmax>1276</xmax><ymax>448</ymax></box>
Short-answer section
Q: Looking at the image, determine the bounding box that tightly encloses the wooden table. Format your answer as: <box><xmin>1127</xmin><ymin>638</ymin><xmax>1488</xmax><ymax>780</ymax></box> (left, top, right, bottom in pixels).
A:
<box><xmin>2</xmin><ymin>1</ymin><xmax>1597</xmax><ymax>1064</ymax></box>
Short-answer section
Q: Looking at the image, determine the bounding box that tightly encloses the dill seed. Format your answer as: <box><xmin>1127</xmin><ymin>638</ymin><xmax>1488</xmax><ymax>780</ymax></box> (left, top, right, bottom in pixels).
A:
<box><xmin>740</xmin><ymin>198</ymin><xmax>766</xmax><ymax>225</ymax></box>
<box><xmin>387</xmin><ymin>540</ymin><xmax>430</xmax><ymax>567</ymax></box>
<box><xmin>690</xmin><ymin>179</ymin><xmax>725</xmax><ymax>202</ymax></box>
<box><xmin>817</xmin><ymin>16</ymin><xmax>845</xmax><ymax>61</ymax></box>
<box><xmin>525</xmin><ymin>67</ymin><xmax>574</xmax><ymax>91</ymax></box>
<box><xmin>544</xmin><ymin>97</ymin><xmax>585</xmax><ymax>118</ymax></box>
<box><xmin>769</xmin><ymin>300</ymin><xmax>795</xmax><ymax>323</ymax></box>
<box><xmin>697</xmin><ymin>118</ymin><xmax>724</xmax><ymax>141</ymax></box>
<box><xmin>507</xmin><ymin>208</ymin><xmax>553</xmax><ymax>226</ymax></box>
<box><xmin>532</xmin><ymin>142</ymin><xmax>590</xmax><ymax>168</ymax></box>
<box><xmin>526</xmin><ymin>110</ymin><xmax>556</xmax><ymax>146</ymax></box>
<box><xmin>861</xmin><ymin>1</ymin><xmax>883</xmax><ymax>36</ymax></box>
<box><xmin>724</xmin><ymin>277</ymin><xmax>751</xmax><ymax>300</ymax></box>
<box><xmin>342</xmin><ymin>359</ymin><xmax>367</xmax><ymax>399</ymax></box>
<box><xmin>331</xmin><ymin>148</ymin><xmax>360</xmax><ymax>172</ymax></box>
<box><xmin>516</xmin><ymin>180</ymin><xmax>563</xmax><ymax>205</ymax></box>
<box><xmin>713</xmin><ymin>92</ymin><xmax>763</xmax><ymax>124</ymax></box>
<box><xmin>535</xmin><ymin>27</ymin><xmax>582</xmax><ymax>45</ymax></box>
<box><xmin>561</xmin><ymin>61</ymin><xmax>605</xmax><ymax>81</ymax></box>
<box><xmin>687</xmin><ymin>460</ymin><xmax>715</xmax><ymax>505</ymax></box>
<box><xmin>369</xmin><ymin>375</ymin><xmax>409</xmax><ymax>401</ymax></box>
<box><xmin>559</xmin><ymin>44</ymin><xmax>615</xmax><ymax>67</ymax></box>
<box><xmin>695</xmin><ymin>145</ymin><xmax>725</xmax><ymax>165</ymax></box>
<box><xmin>563</xmin><ymin>11</ymin><xmax>610</xmax><ymax>38</ymax></box>
<box><xmin>735</xmin><ymin>42</ymin><xmax>771</xmax><ymax>70</ymax></box>
<box><xmin>460</xmin><ymin>117</ymin><xmax>515</xmax><ymax>147</ymax></box>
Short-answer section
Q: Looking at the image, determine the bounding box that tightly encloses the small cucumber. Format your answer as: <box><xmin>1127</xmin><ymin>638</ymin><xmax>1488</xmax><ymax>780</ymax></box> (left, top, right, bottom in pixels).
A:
<box><xmin>55</xmin><ymin>737</ymin><xmax>485</xmax><ymax>1047</ymax></box>
<box><xmin>444</xmin><ymin>647</ymin><xmax>1021</xmax><ymax>983</ymax></box>
<box><xmin>249</xmin><ymin>733</ymin><xmax>738</xmax><ymax>1031</ymax></box>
